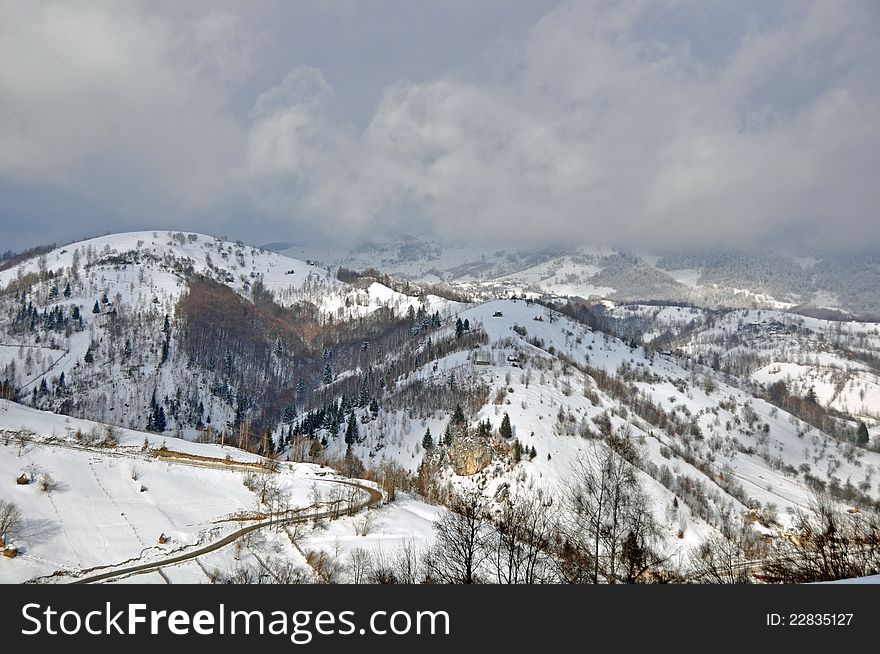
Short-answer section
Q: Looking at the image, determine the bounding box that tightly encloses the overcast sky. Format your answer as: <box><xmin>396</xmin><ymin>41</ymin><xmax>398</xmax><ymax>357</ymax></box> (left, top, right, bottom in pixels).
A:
<box><xmin>1</xmin><ymin>0</ymin><xmax>878</xmax><ymax>253</ymax></box>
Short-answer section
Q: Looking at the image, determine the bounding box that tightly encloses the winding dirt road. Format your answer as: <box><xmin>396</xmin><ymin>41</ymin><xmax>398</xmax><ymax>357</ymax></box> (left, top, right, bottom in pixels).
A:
<box><xmin>71</xmin><ymin>479</ymin><xmax>382</xmax><ymax>584</ymax></box>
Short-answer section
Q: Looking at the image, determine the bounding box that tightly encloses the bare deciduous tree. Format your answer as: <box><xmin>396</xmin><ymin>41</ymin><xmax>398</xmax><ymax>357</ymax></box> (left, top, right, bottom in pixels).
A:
<box><xmin>0</xmin><ymin>499</ymin><xmax>22</xmax><ymax>541</ymax></box>
<box><xmin>763</xmin><ymin>493</ymin><xmax>880</xmax><ymax>583</ymax></box>
<box><xmin>556</xmin><ymin>442</ymin><xmax>662</xmax><ymax>583</ymax></box>
<box><xmin>423</xmin><ymin>488</ymin><xmax>489</xmax><ymax>584</ymax></box>
<box><xmin>491</xmin><ymin>490</ymin><xmax>556</xmax><ymax>583</ymax></box>
<box><xmin>688</xmin><ymin>514</ymin><xmax>765</xmax><ymax>584</ymax></box>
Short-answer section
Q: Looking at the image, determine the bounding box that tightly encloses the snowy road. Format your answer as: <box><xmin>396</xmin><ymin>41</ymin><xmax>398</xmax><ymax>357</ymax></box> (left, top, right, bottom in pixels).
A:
<box><xmin>70</xmin><ymin>479</ymin><xmax>382</xmax><ymax>584</ymax></box>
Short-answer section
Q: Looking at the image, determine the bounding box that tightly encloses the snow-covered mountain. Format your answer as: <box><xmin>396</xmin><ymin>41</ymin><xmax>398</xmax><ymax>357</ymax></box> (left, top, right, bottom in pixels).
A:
<box><xmin>1</xmin><ymin>231</ymin><xmax>879</xmax><ymax>584</ymax></box>
<box><xmin>0</xmin><ymin>231</ymin><xmax>463</xmax><ymax>437</ymax></box>
<box><xmin>275</xmin><ymin>238</ymin><xmax>880</xmax><ymax>318</ymax></box>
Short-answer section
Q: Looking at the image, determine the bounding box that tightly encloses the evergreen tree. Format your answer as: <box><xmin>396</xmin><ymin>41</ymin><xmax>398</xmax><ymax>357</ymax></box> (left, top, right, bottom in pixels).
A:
<box><xmin>296</xmin><ymin>378</ymin><xmax>306</xmax><ymax>402</ymax></box>
<box><xmin>92</xmin><ymin>300</ymin><xmax>100</xmax><ymax>314</ymax></box>
<box><xmin>369</xmin><ymin>398</ymin><xmax>379</xmax><ymax>417</ymax></box>
<box><xmin>153</xmin><ymin>404</ymin><xmax>167</xmax><ymax>432</ymax></box>
<box><xmin>443</xmin><ymin>421</ymin><xmax>454</xmax><ymax>446</ymax></box>
<box><xmin>323</xmin><ymin>362</ymin><xmax>333</xmax><ymax>385</ymax></box>
<box><xmin>857</xmin><ymin>422</ymin><xmax>870</xmax><ymax>446</ymax></box>
<box><xmin>345</xmin><ymin>412</ymin><xmax>359</xmax><ymax>445</ymax></box>
<box><xmin>452</xmin><ymin>404</ymin><xmax>466</xmax><ymax>425</ymax></box>
<box><xmin>499</xmin><ymin>412</ymin><xmax>513</xmax><ymax>439</ymax></box>
<box><xmin>805</xmin><ymin>386</ymin><xmax>818</xmax><ymax>404</ymax></box>
<box><xmin>455</xmin><ymin>317</ymin><xmax>464</xmax><ymax>338</ymax></box>
<box><xmin>283</xmin><ymin>405</ymin><xmax>297</xmax><ymax>425</ymax></box>
<box><xmin>274</xmin><ymin>336</ymin><xmax>284</xmax><ymax>357</ymax></box>
<box><xmin>63</xmin><ymin>282</ymin><xmax>71</xmax><ymax>298</ymax></box>
<box><xmin>463</xmin><ymin>318</ymin><xmax>470</xmax><ymax>332</ymax></box>
<box><xmin>123</xmin><ymin>338</ymin><xmax>132</xmax><ymax>358</ymax></box>
<box><xmin>422</xmin><ymin>428</ymin><xmax>434</xmax><ymax>450</ymax></box>
<box><xmin>83</xmin><ymin>344</ymin><xmax>94</xmax><ymax>364</ymax></box>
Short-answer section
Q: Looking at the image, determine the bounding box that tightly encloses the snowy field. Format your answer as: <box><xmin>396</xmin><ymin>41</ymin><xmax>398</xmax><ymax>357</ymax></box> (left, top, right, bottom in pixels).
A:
<box><xmin>0</xmin><ymin>403</ymin><xmax>366</xmax><ymax>584</ymax></box>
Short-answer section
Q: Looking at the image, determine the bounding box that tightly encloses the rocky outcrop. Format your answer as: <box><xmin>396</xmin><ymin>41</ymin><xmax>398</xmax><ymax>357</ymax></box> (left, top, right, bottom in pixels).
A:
<box><xmin>425</xmin><ymin>434</ymin><xmax>497</xmax><ymax>476</ymax></box>
<box><xmin>447</xmin><ymin>437</ymin><xmax>494</xmax><ymax>476</ymax></box>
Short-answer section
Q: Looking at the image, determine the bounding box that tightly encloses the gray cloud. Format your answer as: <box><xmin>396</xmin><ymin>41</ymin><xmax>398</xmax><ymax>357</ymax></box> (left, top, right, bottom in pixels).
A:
<box><xmin>1</xmin><ymin>0</ymin><xmax>878</xmax><ymax>252</ymax></box>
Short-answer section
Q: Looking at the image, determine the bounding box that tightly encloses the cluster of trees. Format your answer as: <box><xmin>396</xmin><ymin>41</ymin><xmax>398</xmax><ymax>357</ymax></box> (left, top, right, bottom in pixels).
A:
<box><xmin>0</xmin><ymin>243</ymin><xmax>55</xmax><ymax>273</ymax></box>
<box><xmin>420</xmin><ymin>440</ymin><xmax>666</xmax><ymax>583</ymax></box>
<box><xmin>145</xmin><ymin>391</ymin><xmax>167</xmax><ymax>433</ymax></box>
<box><xmin>10</xmin><ymin>297</ymin><xmax>83</xmax><ymax>335</ymax></box>
<box><xmin>765</xmin><ymin>380</ymin><xmax>866</xmax><ymax>447</ymax></box>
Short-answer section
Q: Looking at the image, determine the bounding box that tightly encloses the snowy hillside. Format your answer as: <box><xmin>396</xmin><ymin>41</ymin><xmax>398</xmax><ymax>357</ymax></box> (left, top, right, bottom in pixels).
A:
<box><xmin>278</xmin><ymin>238</ymin><xmax>880</xmax><ymax>318</ymax></box>
<box><xmin>0</xmin><ymin>402</ymin><xmax>388</xmax><ymax>583</ymax></box>
<box><xmin>0</xmin><ymin>231</ymin><xmax>463</xmax><ymax>438</ymax></box>
<box><xmin>2</xmin><ymin>232</ymin><xmax>879</xmax><ymax>584</ymax></box>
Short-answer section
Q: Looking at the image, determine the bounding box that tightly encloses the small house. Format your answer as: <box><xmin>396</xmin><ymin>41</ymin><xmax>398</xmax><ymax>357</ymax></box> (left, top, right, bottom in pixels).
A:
<box><xmin>493</xmin><ymin>311</ymin><xmax>503</xmax><ymax>317</ymax></box>
<box><xmin>506</xmin><ymin>354</ymin><xmax>519</xmax><ymax>366</ymax></box>
<box><xmin>16</xmin><ymin>473</ymin><xmax>29</xmax><ymax>485</ymax></box>
<box><xmin>3</xmin><ymin>546</ymin><xmax>17</xmax><ymax>558</ymax></box>
<box><xmin>158</xmin><ymin>533</ymin><xmax>168</xmax><ymax>545</ymax></box>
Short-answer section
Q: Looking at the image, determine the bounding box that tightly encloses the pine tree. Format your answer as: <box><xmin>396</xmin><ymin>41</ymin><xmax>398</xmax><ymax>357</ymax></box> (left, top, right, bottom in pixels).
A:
<box><xmin>422</xmin><ymin>428</ymin><xmax>433</xmax><ymax>450</ymax></box>
<box><xmin>283</xmin><ymin>405</ymin><xmax>297</xmax><ymax>425</ymax></box>
<box><xmin>274</xmin><ymin>336</ymin><xmax>283</xmax><ymax>357</ymax></box>
<box><xmin>443</xmin><ymin>422</ymin><xmax>454</xmax><ymax>446</ymax></box>
<box><xmin>345</xmin><ymin>412</ymin><xmax>359</xmax><ymax>445</ymax></box>
<box><xmin>323</xmin><ymin>362</ymin><xmax>333</xmax><ymax>385</ymax></box>
<box><xmin>805</xmin><ymin>386</ymin><xmax>818</xmax><ymax>404</ymax></box>
<box><xmin>123</xmin><ymin>338</ymin><xmax>132</xmax><ymax>358</ymax></box>
<box><xmin>92</xmin><ymin>300</ymin><xmax>100</xmax><ymax>314</ymax></box>
<box><xmin>153</xmin><ymin>404</ymin><xmax>167</xmax><ymax>432</ymax></box>
<box><xmin>463</xmin><ymin>318</ymin><xmax>470</xmax><ymax>332</ymax></box>
<box><xmin>84</xmin><ymin>344</ymin><xmax>94</xmax><ymax>364</ymax></box>
<box><xmin>857</xmin><ymin>422</ymin><xmax>870</xmax><ymax>446</ymax></box>
<box><xmin>369</xmin><ymin>398</ymin><xmax>379</xmax><ymax>417</ymax></box>
<box><xmin>455</xmin><ymin>317</ymin><xmax>464</xmax><ymax>338</ymax></box>
<box><xmin>452</xmin><ymin>404</ymin><xmax>465</xmax><ymax>425</ymax></box>
<box><xmin>296</xmin><ymin>378</ymin><xmax>306</xmax><ymax>402</ymax></box>
<box><xmin>63</xmin><ymin>282</ymin><xmax>71</xmax><ymax>298</ymax></box>
<box><xmin>499</xmin><ymin>412</ymin><xmax>513</xmax><ymax>439</ymax></box>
